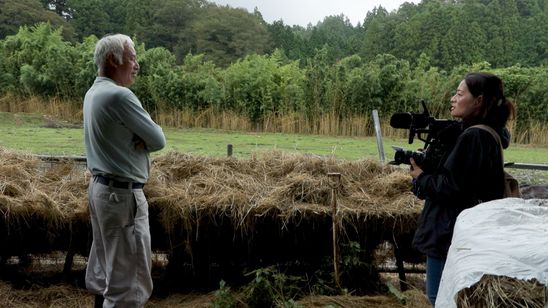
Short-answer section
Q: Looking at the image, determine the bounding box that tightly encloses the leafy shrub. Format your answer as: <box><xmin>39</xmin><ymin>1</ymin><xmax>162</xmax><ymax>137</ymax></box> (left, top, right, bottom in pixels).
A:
<box><xmin>242</xmin><ymin>266</ymin><xmax>305</xmax><ymax>308</ymax></box>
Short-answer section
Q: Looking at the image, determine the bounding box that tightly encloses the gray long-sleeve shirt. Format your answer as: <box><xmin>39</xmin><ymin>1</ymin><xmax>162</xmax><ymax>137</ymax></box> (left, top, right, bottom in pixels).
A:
<box><xmin>83</xmin><ymin>77</ymin><xmax>166</xmax><ymax>183</ymax></box>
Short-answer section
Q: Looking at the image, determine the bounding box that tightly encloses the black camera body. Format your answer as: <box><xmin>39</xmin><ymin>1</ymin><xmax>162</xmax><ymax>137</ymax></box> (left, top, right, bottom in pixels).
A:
<box><xmin>392</xmin><ymin>147</ymin><xmax>426</xmax><ymax>166</ymax></box>
<box><xmin>389</xmin><ymin>101</ymin><xmax>458</xmax><ymax>173</ymax></box>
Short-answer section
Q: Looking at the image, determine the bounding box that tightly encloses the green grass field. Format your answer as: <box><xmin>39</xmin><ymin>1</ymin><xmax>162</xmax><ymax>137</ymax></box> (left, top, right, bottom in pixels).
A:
<box><xmin>1</xmin><ymin>111</ymin><xmax>547</xmax><ymax>164</ymax></box>
<box><xmin>1</xmin><ymin>111</ymin><xmax>547</xmax><ymax>185</ymax></box>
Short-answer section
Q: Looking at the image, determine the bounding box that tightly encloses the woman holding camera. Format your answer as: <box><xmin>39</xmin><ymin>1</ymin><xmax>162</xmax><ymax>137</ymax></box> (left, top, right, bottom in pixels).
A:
<box><xmin>409</xmin><ymin>72</ymin><xmax>516</xmax><ymax>305</ymax></box>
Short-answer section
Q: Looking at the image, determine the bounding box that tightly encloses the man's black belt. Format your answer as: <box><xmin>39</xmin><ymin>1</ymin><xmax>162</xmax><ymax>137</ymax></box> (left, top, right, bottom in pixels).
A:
<box><xmin>95</xmin><ymin>175</ymin><xmax>145</xmax><ymax>189</ymax></box>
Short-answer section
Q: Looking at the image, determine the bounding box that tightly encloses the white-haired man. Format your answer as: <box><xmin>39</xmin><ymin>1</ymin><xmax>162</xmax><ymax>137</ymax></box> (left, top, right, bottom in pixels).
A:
<box><xmin>83</xmin><ymin>34</ymin><xmax>166</xmax><ymax>308</ymax></box>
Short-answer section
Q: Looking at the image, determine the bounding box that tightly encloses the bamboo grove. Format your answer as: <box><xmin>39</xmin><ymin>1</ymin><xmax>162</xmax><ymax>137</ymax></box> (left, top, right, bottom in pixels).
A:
<box><xmin>0</xmin><ymin>0</ymin><xmax>546</xmax><ymax>143</ymax></box>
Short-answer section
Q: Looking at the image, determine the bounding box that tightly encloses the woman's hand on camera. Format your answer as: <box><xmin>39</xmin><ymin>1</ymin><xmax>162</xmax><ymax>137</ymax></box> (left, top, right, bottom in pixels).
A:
<box><xmin>409</xmin><ymin>158</ymin><xmax>424</xmax><ymax>179</ymax></box>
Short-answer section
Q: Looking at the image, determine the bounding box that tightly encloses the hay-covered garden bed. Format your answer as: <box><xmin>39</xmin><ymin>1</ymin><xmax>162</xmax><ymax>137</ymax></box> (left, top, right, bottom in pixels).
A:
<box><xmin>0</xmin><ymin>148</ymin><xmax>423</xmax><ymax>290</ymax></box>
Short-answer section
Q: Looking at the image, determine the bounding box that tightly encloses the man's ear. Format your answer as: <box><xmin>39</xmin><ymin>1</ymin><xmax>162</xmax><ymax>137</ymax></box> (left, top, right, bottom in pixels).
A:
<box><xmin>106</xmin><ymin>53</ymin><xmax>118</xmax><ymax>68</ymax></box>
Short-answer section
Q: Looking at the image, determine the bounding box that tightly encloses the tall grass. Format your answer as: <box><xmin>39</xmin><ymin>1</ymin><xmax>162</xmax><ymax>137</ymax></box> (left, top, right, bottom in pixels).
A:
<box><xmin>513</xmin><ymin>120</ymin><xmax>548</xmax><ymax>144</ymax></box>
<box><xmin>1</xmin><ymin>95</ymin><xmax>546</xmax><ymax>144</ymax></box>
<box><xmin>152</xmin><ymin>104</ymin><xmax>378</xmax><ymax>136</ymax></box>
<box><xmin>0</xmin><ymin>93</ymin><xmax>82</xmax><ymax>123</ymax></box>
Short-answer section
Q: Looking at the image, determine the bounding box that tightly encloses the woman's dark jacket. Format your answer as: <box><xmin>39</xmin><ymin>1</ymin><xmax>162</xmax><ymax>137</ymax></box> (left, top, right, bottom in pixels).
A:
<box><xmin>412</xmin><ymin>122</ymin><xmax>508</xmax><ymax>258</ymax></box>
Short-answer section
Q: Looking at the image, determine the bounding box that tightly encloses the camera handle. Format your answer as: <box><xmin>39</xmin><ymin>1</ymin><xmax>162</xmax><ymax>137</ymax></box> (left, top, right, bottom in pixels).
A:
<box><xmin>408</xmin><ymin>127</ymin><xmax>416</xmax><ymax>144</ymax></box>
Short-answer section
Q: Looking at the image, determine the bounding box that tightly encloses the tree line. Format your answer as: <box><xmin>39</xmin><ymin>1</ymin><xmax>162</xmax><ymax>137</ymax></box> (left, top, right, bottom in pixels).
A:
<box><xmin>1</xmin><ymin>23</ymin><xmax>546</xmax><ymax>133</ymax></box>
<box><xmin>0</xmin><ymin>0</ymin><xmax>546</xmax><ymax>142</ymax></box>
<box><xmin>1</xmin><ymin>0</ymin><xmax>546</xmax><ymax>69</ymax></box>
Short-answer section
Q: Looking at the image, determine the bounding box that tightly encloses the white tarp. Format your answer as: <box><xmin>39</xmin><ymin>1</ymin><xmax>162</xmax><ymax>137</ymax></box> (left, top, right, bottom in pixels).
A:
<box><xmin>436</xmin><ymin>198</ymin><xmax>548</xmax><ymax>308</ymax></box>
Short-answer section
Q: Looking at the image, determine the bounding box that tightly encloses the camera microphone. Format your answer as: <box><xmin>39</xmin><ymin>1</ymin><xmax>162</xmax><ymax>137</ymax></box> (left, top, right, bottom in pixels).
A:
<box><xmin>390</xmin><ymin>113</ymin><xmax>413</xmax><ymax>128</ymax></box>
<box><xmin>390</xmin><ymin>112</ymin><xmax>431</xmax><ymax>129</ymax></box>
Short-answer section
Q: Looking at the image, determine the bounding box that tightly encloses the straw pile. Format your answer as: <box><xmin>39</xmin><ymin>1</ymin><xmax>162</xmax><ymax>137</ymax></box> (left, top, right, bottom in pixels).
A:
<box><xmin>456</xmin><ymin>274</ymin><xmax>547</xmax><ymax>308</ymax></box>
<box><xmin>297</xmin><ymin>289</ymin><xmax>430</xmax><ymax>308</ymax></box>
<box><xmin>0</xmin><ymin>148</ymin><xmax>89</xmax><ymax>257</ymax></box>
<box><xmin>0</xmin><ymin>148</ymin><xmax>423</xmax><ymax>289</ymax></box>
<box><xmin>0</xmin><ymin>278</ymin><xmax>432</xmax><ymax>308</ymax></box>
<box><xmin>146</xmin><ymin>151</ymin><xmax>422</xmax><ymax>236</ymax></box>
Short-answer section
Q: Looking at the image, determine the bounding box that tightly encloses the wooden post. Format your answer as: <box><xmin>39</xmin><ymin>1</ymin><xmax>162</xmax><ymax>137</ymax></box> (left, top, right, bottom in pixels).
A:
<box><xmin>327</xmin><ymin>172</ymin><xmax>342</xmax><ymax>289</ymax></box>
<box><xmin>394</xmin><ymin>245</ymin><xmax>408</xmax><ymax>291</ymax></box>
<box><xmin>227</xmin><ymin>144</ymin><xmax>233</xmax><ymax>157</ymax></box>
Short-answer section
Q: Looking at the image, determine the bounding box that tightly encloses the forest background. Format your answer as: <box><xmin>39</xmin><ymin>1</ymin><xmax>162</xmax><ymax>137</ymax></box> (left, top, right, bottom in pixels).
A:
<box><xmin>0</xmin><ymin>0</ymin><xmax>546</xmax><ymax>144</ymax></box>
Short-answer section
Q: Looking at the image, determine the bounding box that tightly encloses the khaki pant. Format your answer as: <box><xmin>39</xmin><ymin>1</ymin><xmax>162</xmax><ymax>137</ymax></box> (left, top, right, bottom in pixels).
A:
<box><xmin>85</xmin><ymin>177</ymin><xmax>153</xmax><ymax>308</ymax></box>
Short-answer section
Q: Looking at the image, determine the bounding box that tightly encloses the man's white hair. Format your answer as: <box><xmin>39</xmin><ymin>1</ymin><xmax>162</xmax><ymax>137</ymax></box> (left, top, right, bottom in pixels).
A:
<box><xmin>94</xmin><ymin>34</ymin><xmax>134</xmax><ymax>70</ymax></box>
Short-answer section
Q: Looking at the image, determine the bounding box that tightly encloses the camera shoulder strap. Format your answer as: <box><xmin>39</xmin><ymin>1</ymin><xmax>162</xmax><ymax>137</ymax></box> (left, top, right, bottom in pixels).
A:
<box><xmin>469</xmin><ymin>124</ymin><xmax>503</xmax><ymax>151</ymax></box>
<box><xmin>469</xmin><ymin>124</ymin><xmax>521</xmax><ymax>198</ymax></box>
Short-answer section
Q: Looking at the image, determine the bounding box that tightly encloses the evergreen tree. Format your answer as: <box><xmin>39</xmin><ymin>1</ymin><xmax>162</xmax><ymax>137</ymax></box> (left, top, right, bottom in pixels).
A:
<box><xmin>0</xmin><ymin>0</ymin><xmax>72</xmax><ymax>39</ymax></box>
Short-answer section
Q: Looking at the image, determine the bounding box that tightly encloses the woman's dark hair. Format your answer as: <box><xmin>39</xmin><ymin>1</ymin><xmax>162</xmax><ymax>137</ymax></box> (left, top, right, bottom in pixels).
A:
<box><xmin>464</xmin><ymin>72</ymin><xmax>516</xmax><ymax>127</ymax></box>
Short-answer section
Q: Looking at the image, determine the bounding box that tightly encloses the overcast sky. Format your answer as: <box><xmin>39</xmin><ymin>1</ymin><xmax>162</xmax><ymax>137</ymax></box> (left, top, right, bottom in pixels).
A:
<box><xmin>209</xmin><ymin>0</ymin><xmax>421</xmax><ymax>27</ymax></box>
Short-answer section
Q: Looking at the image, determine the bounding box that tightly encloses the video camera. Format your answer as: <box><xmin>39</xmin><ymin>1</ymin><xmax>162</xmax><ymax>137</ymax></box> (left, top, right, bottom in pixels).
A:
<box><xmin>389</xmin><ymin>100</ymin><xmax>457</xmax><ymax>173</ymax></box>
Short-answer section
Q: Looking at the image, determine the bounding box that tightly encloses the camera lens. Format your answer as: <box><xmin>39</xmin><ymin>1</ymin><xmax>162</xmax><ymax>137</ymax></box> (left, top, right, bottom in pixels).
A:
<box><xmin>392</xmin><ymin>148</ymin><xmax>425</xmax><ymax>166</ymax></box>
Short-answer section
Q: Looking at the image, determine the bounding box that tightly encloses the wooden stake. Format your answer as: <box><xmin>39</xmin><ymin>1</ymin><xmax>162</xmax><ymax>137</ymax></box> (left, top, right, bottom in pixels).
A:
<box><xmin>327</xmin><ymin>172</ymin><xmax>342</xmax><ymax>289</ymax></box>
